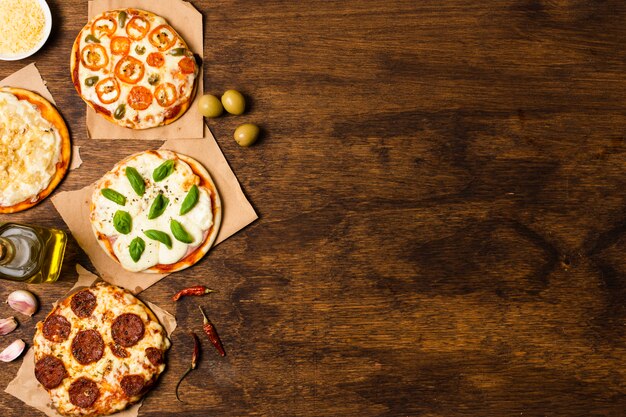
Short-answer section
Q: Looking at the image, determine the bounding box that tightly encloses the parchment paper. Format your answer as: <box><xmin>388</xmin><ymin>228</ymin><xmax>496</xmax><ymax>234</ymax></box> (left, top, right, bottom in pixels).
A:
<box><xmin>51</xmin><ymin>127</ymin><xmax>258</xmax><ymax>293</ymax></box>
<box><xmin>4</xmin><ymin>265</ymin><xmax>177</xmax><ymax>417</ymax></box>
<box><xmin>86</xmin><ymin>0</ymin><xmax>204</xmax><ymax>139</ymax></box>
<box><xmin>0</xmin><ymin>63</ymin><xmax>54</xmax><ymax>102</ymax></box>
<box><xmin>70</xmin><ymin>146</ymin><xmax>83</xmax><ymax>170</ymax></box>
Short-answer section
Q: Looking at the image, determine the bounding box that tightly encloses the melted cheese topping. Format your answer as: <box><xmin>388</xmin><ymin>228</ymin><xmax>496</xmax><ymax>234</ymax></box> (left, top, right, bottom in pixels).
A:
<box><xmin>0</xmin><ymin>0</ymin><xmax>45</xmax><ymax>55</ymax></box>
<box><xmin>0</xmin><ymin>92</ymin><xmax>61</xmax><ymax>206</ymax></box>
<box><xmin>33</xmin><ymin>283</ymin><xmax>170</xmax><ymax>416</ymax></box>
<box><xmin>91</xmin><ymin>151</ymin><xmax>213</xmax><ymax>272</ymax></box>
<box><xmin>76</xmin><ymin>10</ymin><xmax>197</xmax><ymax>129</ymax></box>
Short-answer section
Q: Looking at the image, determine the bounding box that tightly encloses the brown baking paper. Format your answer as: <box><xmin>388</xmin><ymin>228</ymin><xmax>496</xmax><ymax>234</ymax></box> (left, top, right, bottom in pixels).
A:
<box><xmin>86</xmin><ymin>0</ymin><xmax>204</xmax><ymax>139</ymax></box>
<box><xmin>4</xmin><ymin>265</ymin><xmax>177</xmax><ymax>417</ymax></box>
<box><xmin>51</xmin><ymin>127</ymin><xmax>258</xmax><ymax>293</ymax></box>
<box><xmin>0</xmin><ymin>63</ymin><xmax>54</xmax><ymax>102</ymax></box>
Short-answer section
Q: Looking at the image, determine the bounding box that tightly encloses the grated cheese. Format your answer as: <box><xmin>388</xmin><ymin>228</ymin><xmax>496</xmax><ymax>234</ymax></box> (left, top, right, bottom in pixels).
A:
<box><xmin>0</xmin><ymin>0</ymin><xmax>45</xmax><ymax>55</ymax></box>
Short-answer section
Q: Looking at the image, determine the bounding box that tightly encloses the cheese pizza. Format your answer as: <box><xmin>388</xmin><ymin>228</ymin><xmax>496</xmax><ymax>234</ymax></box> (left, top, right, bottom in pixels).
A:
<box><xmin>90</xmin><ymin>150</ymin><xmax>221</xmax><ymax>273</ymax></box>
<box><xmin>33</xmin><ymin>282</ymin><xmax>170</xmax><ymax>417</ymax></box>
<box><xmin>0</xmin><ymin>87</ymin><xmax>71</xmax><ymax>213</ymax></box>
<box><xmin>71</xmin><ymin>9</ymin><xmax>198</xmax><ymax>129</ymax></box>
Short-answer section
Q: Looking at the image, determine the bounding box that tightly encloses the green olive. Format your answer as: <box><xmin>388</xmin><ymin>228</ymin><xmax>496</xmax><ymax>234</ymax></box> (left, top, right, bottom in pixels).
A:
<box><xmin>234</xmin><ymin>123</ymin><xmax>260</xmax><ymax>147</ymax></box>
<box><xmin>221</xmin><ymin>90</ymin><xmax>245</xmax><ymax>115</ymax></box>
<box><xmin>197</xmin><ymin>94</ymin><xmax>223</xmax><ymax>118</ymax></box>
<box><xmin>84</xmin><ymin>76</ymin><xmax>99</xmax><ymax>87</ymax></box>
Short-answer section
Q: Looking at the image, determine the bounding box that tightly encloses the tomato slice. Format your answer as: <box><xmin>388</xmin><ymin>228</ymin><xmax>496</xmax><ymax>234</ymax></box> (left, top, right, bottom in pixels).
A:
<box><xmin>110</xmin><ymin>36</ymin><xmax>131</xmax><ymax>56</ymax></box>
<box><xmin>127</xmin><ymin>86</ymin><xmax>153</xmax><ymax>110</ymax></box>
<box><xmin>154</xmin><ymin>83</ymin><xmax>178</xmax><ymax>107</ymax></box>
<box><xmin>178</xmin><ymin>57</ymin><xmax>195</xmax><ymax>74</ymax></box>
<box><xmin>115</xmin><ymin>56</ymin><xmax>145</xmax><ymax>84</ymax></box>
<box><xmin>147</xmin><ymin>52</ymin><xmax>165</xmax><ymax>68</ymax></box>
<box><xmin>91</xmin><ymin>16</ymin><xmax>117</xmax><ymax>38</ymax></box>
<box><xmin>95</xmin><ymin>77</ymin><xmax>121</xmax><ymax>104</ymax></box>
<box><xmin>125</xmin><ymin>16</ymin><xmax>150</xmax><ymax>40</ymax></box>
<box><xmin>148</xmin><ymin>25</ymin><xmax>177</xmax><ymax>51</ymax></box>
<box><xmin>81</xmin><ymin>44</ymin><xmax>109</xmax><ymax>70</ymax></box>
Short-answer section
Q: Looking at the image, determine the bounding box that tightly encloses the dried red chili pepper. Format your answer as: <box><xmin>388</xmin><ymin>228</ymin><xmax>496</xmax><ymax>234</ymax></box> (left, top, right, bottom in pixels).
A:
<box><xmin>175</xmin><ymin>331</ymin><xmax>200</xmax><ymax>402</ymax></box>
<box><xmin>198</xmin><ymin>306</ymin><xmax>226</xmax><ymax>357</ymax></box>
<box><xmin>172</xmin><ymin>285</ymin><xmax>214</xmax><ymax>301</ymax></box>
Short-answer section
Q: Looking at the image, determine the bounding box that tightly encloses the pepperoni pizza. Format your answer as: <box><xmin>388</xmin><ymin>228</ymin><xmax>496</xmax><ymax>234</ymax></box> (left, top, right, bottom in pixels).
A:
<box><xmin>71</xmin><ymin>9</ymin><xmax>198</xmax><ymax>129</ymax></box>
<box><xmin>33</xmin><ymin>282</ymin><xmax>170</xmax><ymax>416</ymax></box>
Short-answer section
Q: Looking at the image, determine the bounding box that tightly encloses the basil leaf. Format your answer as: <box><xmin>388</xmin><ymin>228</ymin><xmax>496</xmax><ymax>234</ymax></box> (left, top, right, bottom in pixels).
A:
<box><xmin>144</xmin><ymin>229</ymin><xmax>172</xmax><ymax>249</ymax></box>
<box><xmin>125</xmin><ymin>167</ymin><xmax>145</xmax><ymax>196</ymax></box>
<box><xmin>113</xmin><ymin>210</ymin><xmax>132</xmax><ymax>234</ymax></box>
<box><xmin>101</xmin><ymin>188</ymin><xmax>126</xmax><ymax>206</ymax></box>
<box><xmin>153</xmin><ymin>159</ymin><xmax>175</xmax><ymax>182</ymax></box>
<box><xmin>170</xmin><ymin>219</ymin><xmax>193</xmax><ymax>243</ymax></box>
<box><xmin>129</xmin><ymin>237</ymin><xmax>145</xmax><ymax>262</ymax></box>
<box><xmin>148</xmin><ymin>194</ymin><xmax>169</xmax><ymax>219</ymax></box>
<box><xmin>179</xmin><ymin>185</ymin><xmax>199</xmax><ymax>215</ymax></box>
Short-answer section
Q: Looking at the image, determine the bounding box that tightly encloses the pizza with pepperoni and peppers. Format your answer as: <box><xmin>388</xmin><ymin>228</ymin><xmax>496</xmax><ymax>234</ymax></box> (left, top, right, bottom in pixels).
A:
<box><xmin>70</xmin><ymin>9</ymin><xmax>198</xmax><ymax>129</ymax></box>
<box><xmin>33</xmin><ymin>282</ymin><xmax>170</xmax><ymax>416</ymax></box>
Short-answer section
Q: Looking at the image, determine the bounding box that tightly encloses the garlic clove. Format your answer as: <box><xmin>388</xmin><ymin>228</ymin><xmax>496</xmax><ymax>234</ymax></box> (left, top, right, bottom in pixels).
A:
<box><xmin>0</xmin><ymin>339</ymin><xmax>25</xmax><ymax>362</ymax></box>
<box><xmin>0</xmin><ymin>317</ymin><xmax>18</xmax><ymax>336</ymax></box>
<box><xmin>6</xmin><ymin>290</ymin><xmax>38</xmax><ymax>316</ymax></box>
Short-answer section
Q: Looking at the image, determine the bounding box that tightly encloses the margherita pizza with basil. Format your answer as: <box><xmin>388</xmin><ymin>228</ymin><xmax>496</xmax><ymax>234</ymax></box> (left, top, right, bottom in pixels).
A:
<box><xmin>0</xmin><ymin>87</ymin><xmax>71</xmax><ymax>213</ymax></box>
<box><xmin>71</xmin><ymin>9</ymin><xmax>198</xmax><ymax>129</ymax></box>
<box><xmin>33</xmin><ymin>282</ymin><xmax>170</xmax><ymax>416</ymax></box>
<box><xmin>90</xmin><ymin>150</ymin><xmax>221</xmax><ymax>273</ymax></box>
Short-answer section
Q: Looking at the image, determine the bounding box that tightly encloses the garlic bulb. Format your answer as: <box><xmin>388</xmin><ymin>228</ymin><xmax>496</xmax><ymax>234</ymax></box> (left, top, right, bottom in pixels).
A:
<box><xmin>0</xmin><ymin>317</ymin><xmax>18</xmax><ymax>335</ymax></box>
<box><xmin>0</xmin><ymin>339</ymin><xmax>25</xmax><ymax>362</ymax></box>
<box><xmin>6</xmin><ymin>290</ymin><xmax>38</xmax><ymax>316</ymax></box>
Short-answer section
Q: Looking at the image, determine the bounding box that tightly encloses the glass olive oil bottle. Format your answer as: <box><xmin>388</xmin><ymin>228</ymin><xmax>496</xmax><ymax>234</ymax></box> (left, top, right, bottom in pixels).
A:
<box><xmin>0</xmin><ymin>223</ymin><xmax>67</xmax><ymax>283</ymax></box>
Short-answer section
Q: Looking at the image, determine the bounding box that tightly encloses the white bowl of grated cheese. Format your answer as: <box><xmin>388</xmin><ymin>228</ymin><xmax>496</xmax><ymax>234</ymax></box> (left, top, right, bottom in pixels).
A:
<box><xmin>0</xmin><ymin>0</ymin><xmax>52</xmax><ymax>61</ymax></box>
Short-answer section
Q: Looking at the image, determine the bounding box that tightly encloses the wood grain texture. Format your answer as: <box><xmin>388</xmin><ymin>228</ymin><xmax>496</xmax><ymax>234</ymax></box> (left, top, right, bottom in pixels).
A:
<box><xmin>1</xmin><ymin>0</ymin><xmax>626</xmax><ymax>415</ymax></box>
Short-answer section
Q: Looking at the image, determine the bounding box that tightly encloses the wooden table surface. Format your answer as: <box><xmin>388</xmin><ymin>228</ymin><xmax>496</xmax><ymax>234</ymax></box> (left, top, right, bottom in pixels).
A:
<box><xmin>1</xmin><ymin>0</ymin><xmax>626</xmax><ymax>415</ymax></box>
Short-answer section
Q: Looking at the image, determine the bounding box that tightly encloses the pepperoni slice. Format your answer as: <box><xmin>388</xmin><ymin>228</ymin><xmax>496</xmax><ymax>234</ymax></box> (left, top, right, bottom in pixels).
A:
<box><xmin>91</xmin><ymin>16</ymin><xmax>117</xmax><ymax>38</ymax></box>
<box><xmin>111</xmin><ymin>313</ymin><xmax>145</xmax><ymax>347</ymax></box>
<box><xmin>178</xmin><ymin>56</ymin><xmax>195</xmax><ymax>74</ymax></box>
<box><xmin>71</xmin><ymin>290</ymin><xmax>97</xmax><ymax>318</ymax></box>
<box><xmin>35</xmin><ymin>355</ymin><xmax>67</xmax><ymax>389</ymax></box>
<box><xmin>146</xmin><ymin>52</ymin><xmax>164</xmax><ymax>68</ymax></box>
<box><xmin>109</xmin><ymin>342</ymin><xmax>129</xmax><ymax>358</ymax></box>
<box><xmin>154</xmin><ymin>83</ymin><xmax>178</xmax><ymax>107</ymax></box>
<box><xmin>126</xmin><ymin>16</ymin><xmax>150</xmax><ymax>40</ymax></box>
<box><xmin>69</xmin><ymin>377</ymin><xmax>99</xmax><ymax>408</ymax></box>
<box><xmin>81</xmin><ymin>44</ymin><xmax>109</xmax><ymax>70</ymax></box>
<box><xmin>120</xmin><ymin>374</ymin><xmax>145</xmax><ymax>397</ymax></box>
<box><xmin>71</xmin><ymin>330</ymin><xmax>104</xmax><ymax>365</ymax></box>
<box><xmin>115</xmin><ymin>56</ymin><xmax>145</xmax><ymax>84</ymax></box>
<box><xmin>148</xmin><ymin>25</ymin><xmax>177</xmax><ymax>51</ymax></box>
<box><xmin>42</xmin><ymin>314</ymin><xmax>71</xmax><ymax>342</ymax></box>
<box><xmin>145</xmin><ymin>347</ymin><xmax>163</xmax><ymax>365</ymax></box>
<box><xmin>95</xmin><ymin>77</ymin><xmax>121</xmax><ymax>104</ymax></box>
<box><xmin>127</xmin><ymin>86</ymin><xmax>153</xmax><ymax>111</ymax></box>
<box><xmin>111</xmin><ymin>36</ymin><xmax>131</xmax><ymax>56</ymax></box>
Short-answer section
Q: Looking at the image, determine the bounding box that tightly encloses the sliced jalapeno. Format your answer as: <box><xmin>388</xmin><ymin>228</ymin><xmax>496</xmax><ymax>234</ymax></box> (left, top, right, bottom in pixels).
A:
<box><xmin>135</xmin><ymin>45</ymin><xmax>146</xmax><ymax>55</ymax></box>
<box><xmin>113</xmin><ymin>104</ymin><xmax>126</xmax><ymax>120</ymax></box>
<box><xmin>85</xmin><ymin>34</ymin><xmax>101</xmax><ymax>44</ymax></box>
<box><xmin>169</xmin><ymin>48</ymin><xmax>186</xmax><ymax>56</ymax></box>
<box><xmin>148</xmin><ymin>74</ymin><xmax>160</xmax><ymax>85</ymax></box>
<box><xmin>118</xmin><ymin>11</ymin><xmax>128</xmax><ymax>28</ymax></box>
<box><xmin>84</xmin><ymin>76</ymin><xmax>99</xmax><ymax>87</ymax></box>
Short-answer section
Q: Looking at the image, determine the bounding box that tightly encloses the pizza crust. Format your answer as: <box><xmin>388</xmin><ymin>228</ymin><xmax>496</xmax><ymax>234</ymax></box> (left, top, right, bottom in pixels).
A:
<box><xmin>70</xmin><ymin>9</ymin><xmax>198</xmax><ymax>130</ymax></box>
<box><xmin>0</xmin><ymin>87</ymin><xmax>71</xmax><ymax>213</ymax></box>
<box><xmin>90</xmin><ymin>150</ymin><xmax>222</xmax><ymax>273</ymax></box>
